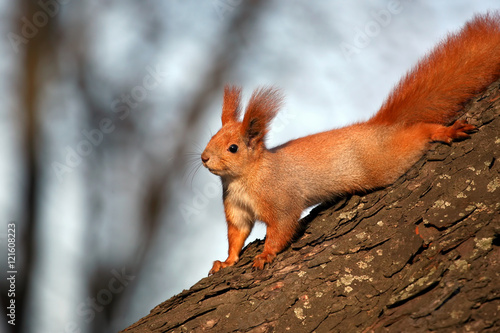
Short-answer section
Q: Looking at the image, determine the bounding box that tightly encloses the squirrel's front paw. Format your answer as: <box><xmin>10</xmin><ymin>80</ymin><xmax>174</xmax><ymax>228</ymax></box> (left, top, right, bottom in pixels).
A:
<box><xmin>252</xmin><ymin>252</ymin><xmax>276</xmax><ymax>270</ymax></box>
<box><xmin>208</xmin><ymin>259</ymin><xmax>235</xmax><ymax>276</ymax></box>
<box><xmin>209</xmin><ymin>260</ymin><xmax>222</xmax><ymax>275</ymax></box>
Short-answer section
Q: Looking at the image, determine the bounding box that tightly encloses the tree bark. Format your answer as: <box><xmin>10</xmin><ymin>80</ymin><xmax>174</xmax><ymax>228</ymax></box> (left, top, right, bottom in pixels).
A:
<box><xmin>122</xmin><ymin>80</ymin><xmax>500</xmax><ymax>333</ymax></box>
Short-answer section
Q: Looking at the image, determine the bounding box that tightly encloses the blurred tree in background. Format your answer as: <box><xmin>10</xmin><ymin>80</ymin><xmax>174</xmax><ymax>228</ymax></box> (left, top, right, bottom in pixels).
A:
<box><xmin>1</xmin><ymin>1</ymin><xmax>267</xmax><ymax>332</ymax></box>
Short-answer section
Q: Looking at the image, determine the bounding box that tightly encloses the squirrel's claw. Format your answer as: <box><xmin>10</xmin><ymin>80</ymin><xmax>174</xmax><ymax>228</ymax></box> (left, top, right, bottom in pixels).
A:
<box><xmin>209</xmin><ymin>259</ymin><xmax>238</xmax><ymax>276</ymax></box>
<box><xmin>252</xmin><ymin>252</ymin><xmax>276</xmax><ymax>270</ymax></box>
<box><xmin>208</xmin><ymin>260</ymin><xmax>223</xmax><ymax>276</ymax></box>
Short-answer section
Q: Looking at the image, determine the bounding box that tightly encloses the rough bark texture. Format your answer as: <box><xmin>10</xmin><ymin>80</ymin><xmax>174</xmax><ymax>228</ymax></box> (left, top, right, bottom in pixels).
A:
<box><xmin>123</xmin><ymin>80</ymin><xmax>500</xmax><ymax>333</ymax></box>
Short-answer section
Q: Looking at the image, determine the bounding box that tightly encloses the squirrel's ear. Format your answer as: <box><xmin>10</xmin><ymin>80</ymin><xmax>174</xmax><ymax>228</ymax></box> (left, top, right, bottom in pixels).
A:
<box><xmin>221</xmin><ymin>85</ymin><xmax>242</xmax><ymax>125</ymax></box>
<box><xmin>241</xmin><ymin>87</ymin><xmax>283</xmax><ymax>148</ymax></box>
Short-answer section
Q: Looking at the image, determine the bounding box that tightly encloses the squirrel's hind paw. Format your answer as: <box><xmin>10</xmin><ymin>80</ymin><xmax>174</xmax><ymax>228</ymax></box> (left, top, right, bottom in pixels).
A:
<box><xmin>430</xmin><ymin>120</ymin><xmax>477</xmax><ymax>144</ymax></box>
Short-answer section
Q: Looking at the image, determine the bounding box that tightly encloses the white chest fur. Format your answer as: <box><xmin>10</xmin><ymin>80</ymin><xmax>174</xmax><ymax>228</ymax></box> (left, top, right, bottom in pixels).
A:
<box><xmin>225</xmin><ymin>179</ymin><xmax>255</xmax><ymax>212</ymax></box>
<box><xmin>223</xmin><ymin>179</ymin><xmax>258</xmax><ymax>228</ymax></box>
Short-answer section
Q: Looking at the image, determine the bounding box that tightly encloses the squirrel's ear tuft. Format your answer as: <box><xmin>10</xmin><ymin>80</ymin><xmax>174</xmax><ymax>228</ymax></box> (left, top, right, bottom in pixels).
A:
<box><xmin>222</xmin><ymin>85</ymin><xmax>242</xmax><ymax>125</ymax></box>
<box><xmin>241</xmin><ymin>86</ymin><xmax>283</xmax><ymax>148</ymax></box>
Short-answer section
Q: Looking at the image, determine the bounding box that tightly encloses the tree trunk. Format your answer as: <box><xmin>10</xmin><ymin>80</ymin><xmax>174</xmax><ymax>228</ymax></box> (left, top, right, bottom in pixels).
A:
<box><xmin>122</xmin><ymin>80</ymin><xmax>500</xmax><ymax>333</ymax></box>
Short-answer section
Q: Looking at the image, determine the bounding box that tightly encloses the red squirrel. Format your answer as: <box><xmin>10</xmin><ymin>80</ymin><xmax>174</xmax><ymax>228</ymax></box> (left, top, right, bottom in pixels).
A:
<box><xmin>201</xmin><ymin>13</ymin><xmax>500</xmax><ymax>275</ymax></box>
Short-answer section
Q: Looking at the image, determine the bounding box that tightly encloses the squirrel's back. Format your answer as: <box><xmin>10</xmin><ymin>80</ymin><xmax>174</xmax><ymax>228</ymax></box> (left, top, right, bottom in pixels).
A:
<box><xmin>369</xmin><ymin>12</ymin><xmax>500</xmax><ymax>126</ymax></box>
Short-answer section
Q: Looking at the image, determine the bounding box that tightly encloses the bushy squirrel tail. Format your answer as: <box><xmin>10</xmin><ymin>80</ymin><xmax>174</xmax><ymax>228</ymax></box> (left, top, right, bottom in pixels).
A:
<box><xmin>369</xmin><ymin>12</ymin><xmax>500</xmax><ymax>127</ymax></box>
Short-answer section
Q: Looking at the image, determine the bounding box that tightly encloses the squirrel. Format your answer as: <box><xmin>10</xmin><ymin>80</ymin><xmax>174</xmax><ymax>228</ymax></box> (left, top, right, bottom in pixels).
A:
<box><xmin>201</xmin><ymin>13</ymin><xmax>500</xmax><ymax>275</ymax></box>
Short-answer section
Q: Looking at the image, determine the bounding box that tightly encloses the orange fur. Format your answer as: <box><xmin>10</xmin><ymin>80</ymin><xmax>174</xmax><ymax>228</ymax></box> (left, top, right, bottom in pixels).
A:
<box><xmin>241</xmin><ymin>87</ymin><xmax>283</xmax><ymax>149</ymax></box>
<box><xmin>221</xmin><ymin>85</ymin><xmax>242</xmax><ymax>125</ymax></box>
<box><xmin>201</xmin><ymin>13</ymin><xmax>500</xmax><ymax>274</ymax></box>
<box><xmin>369</xmin><ymin>13</ymin><xmax>500</xmax><ymax>126</ymax></box>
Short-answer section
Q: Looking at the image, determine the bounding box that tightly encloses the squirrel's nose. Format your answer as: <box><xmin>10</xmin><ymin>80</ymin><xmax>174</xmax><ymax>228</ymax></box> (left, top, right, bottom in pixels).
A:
<box><xmin>201</xmin><ymin>153</ymin><xmax>209</xmax><ymax>163</ymax></box>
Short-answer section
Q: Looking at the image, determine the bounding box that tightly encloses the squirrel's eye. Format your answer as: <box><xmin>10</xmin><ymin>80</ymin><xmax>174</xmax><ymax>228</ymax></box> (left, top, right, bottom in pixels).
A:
<box><xmin>228</xmin><ymin>144</ymin><xmax>238</xmax><ymax>153</ymax></box>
